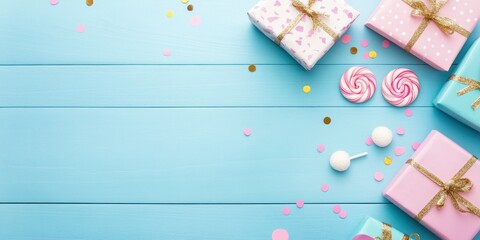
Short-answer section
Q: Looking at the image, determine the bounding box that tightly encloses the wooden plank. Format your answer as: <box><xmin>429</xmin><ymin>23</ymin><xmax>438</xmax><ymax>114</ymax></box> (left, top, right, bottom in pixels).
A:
<box><xmin>0</xmin><ymin>65</ymin><xmax>451</xmax><ymax>107</ymax></box>
<box><xmin>0</xmin><ymin>203</ymin><xmax>447</xmax><ymax>240</ymax></box>
<box><xmin>0</xmin><ymin>0</ymin><xmax>478</xmax><ymax>65</ymax></box>
<box><xmin>0</xmin><ymin>107</ymin><xmax>478</xmax><ymax>203</ymax></box>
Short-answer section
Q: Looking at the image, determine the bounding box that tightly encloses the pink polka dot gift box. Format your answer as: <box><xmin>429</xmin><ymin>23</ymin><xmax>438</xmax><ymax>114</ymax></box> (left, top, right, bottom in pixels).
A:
<box><xmin>365</xmin><ymin>0</ymin><xmax>480</xmax><ymax>71</ymax></box>
<box><xmin>247</xmin><ymin>0</ymin><xmax>359</xmax><ymax>70</ymax></box>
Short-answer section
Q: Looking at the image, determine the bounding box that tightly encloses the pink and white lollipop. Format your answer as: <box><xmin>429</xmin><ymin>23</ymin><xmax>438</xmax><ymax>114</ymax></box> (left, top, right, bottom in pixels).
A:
<box><xmin>382</xmin><ymin>68</ymin><xmax>420</xmax><ymax>107</ymax></box>
<box><xmin>340</xmin><ymin>66</ymin><xmax>376</xmax><ymax>103</ymax></box>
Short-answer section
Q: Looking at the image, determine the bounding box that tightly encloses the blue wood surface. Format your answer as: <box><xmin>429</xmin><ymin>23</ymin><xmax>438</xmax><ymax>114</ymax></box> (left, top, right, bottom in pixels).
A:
<box><xmin>0</xmin><ymin>0</ymin><xmax>479</xmax><ymax>239</ymax></box>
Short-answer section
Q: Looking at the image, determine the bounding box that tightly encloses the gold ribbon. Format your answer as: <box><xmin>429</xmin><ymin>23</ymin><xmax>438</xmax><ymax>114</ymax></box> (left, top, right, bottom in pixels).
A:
<box><xmin>374</xmin><ymin>223</ymin><xmax>420</xmax><ymax>240</ymax></box>
<box><xmin>406</xmin><ymin>157</ymin><xmax>480</xmax><ymax>221</ymax></box>
<box><xmin>449</xmin><ymin>75</ymin><xmax>480</xmax><ymax>110</ymax></box>
<box><xmin>275</xmin><ymin>0</ymin><xmax>338</xmax><ymax>44</ymax></box>
<box><xmin>402</xmin><ymin>0</ymin><xmax>471</xmax><ymax>52</ymax></box>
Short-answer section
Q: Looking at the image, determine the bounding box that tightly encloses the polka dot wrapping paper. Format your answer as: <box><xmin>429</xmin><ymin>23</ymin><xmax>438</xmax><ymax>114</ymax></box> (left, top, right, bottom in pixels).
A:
<box><xmin>365</xmin><ymin>0</ymin><xmax>480</xmax><ymax>71</ymax></box>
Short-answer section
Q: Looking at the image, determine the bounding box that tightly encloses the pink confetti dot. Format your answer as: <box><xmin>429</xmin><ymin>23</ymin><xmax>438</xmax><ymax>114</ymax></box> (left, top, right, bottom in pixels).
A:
<box><xmin>341</xmin><ymin>34</ymin><xmax>351</xmax><ymax>44</ymax></box>
<box><xmin>412</xmin><ymin>142</ymin><xmax>421</xmax><ymax>150</ymax></box>
<box><xmin>363</xmin><ymin>52</ymin><xmax>370</xmax><ymax>59</ymax></box>
<box><xmin>332</xmin><ymin>204</ymin><xmax>341</xmax><ymax>214</ymax></box>
<box><xmin>396</xmin><ymin>127</ymin><xmax>405</xmax><ymax>135</ymax></box>
<box><xmin>76</xmin><ymin>24</ymin><xmax>85</xmax><ymax>33</ymax></box>
<box><xmin>394</xmin><ymin>146</ymin><xmax>406</xmax><ymax>156</ymax></box>
<box><xmin>382</xmin><ymin>40</ymin><xmax>391</xmax><ymax>48</ymax></box>
<box><xmin>353</xmin><ymin>235</ymin><xmax>375</xmax><ymax>240</ymax></box>
<box><xmin>317</xmin><ymin>144</ymin><xmax>325</xmax><ymax>153</ymax></box>
<box><xmin>321</xmin><ymin>184</ymin><xmax>329</xmax><ymax>192</ymax></box>
<box><xmin>365</xmin><ymin>136</ymin><xmax>373</xmax><ymax>146</ymax></box>
<box><xmin>50</xmin><ymin>0</ymin><xmax>59</xmax><ymax>5</ymax></box>
<box><xmin>360</xmin><ymin>40</ymin><xmax>369</xmax><ymax>47</ymax></box>
<box><xmin>163</xmin><ymin>49</ymin><xmax>172</xmax><ymax>57</ymax></box>
<box><xmin>405</xmin><ymin>108</ymin><xmax>413</xmax><ymax>117</ymax></box>
<box><xmin>374</xmin><ymin>171</ymin><xmax>384</xmax><ymax>182</ymax></box>
<box><xmin>243</xmin><ymin>128</ymin><xmax>252</xmax><ymax>136</ymax></box>
<box><xmin>282</xmin><ymin>208</ymin><xmax>291</xmax><ymax>216</ymax></box>
<box><xmin>272</xmin><ymin>229</ymin><xmax>289</xmax><ymax>240</ymax></box>
<box><xmin>190</xmin><ymin>16</ymin><xmax>201</xmax><ymax>26</ymax></box>
<box><xmin>339</xmin><ymin>210</ymin><xmax>348</xmax><ymax>219</ymax></box>
<box><xmin>296</xmin><ymin>200</ymin><xmax>304</xmax><ymax>208</ymax></box>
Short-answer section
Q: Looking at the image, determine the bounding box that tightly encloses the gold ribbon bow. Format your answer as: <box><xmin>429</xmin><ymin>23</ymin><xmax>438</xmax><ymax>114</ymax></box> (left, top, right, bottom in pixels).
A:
<box><xmin>374</xmin><ymin>223</ymin><xmax>420</xmax><ymax>240</ymax></box>
<box><xmin>407</xmin><ymin>157</ymin><xmax>480</xmax><ymax>221</ymax></box>
<box><xmin>402</xmin><ymin>0</ymin><xmax>470</xmax><ymax>52</ymax></box>
<box><xmin>276</xmin><ymin>0</ymin><xmax>338</xmax><ymax>44</ymax></box>
<box><xmin>449</xmin><ymin>75</ymin><xmax>480</xmax><ymax>110</ymax></box>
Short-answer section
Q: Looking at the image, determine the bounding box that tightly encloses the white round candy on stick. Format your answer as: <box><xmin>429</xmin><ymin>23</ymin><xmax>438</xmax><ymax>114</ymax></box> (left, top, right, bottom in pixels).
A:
<box><xmin>330</xmin><ymin>151</ymin><xmax>368</xmax><ymax>172</ymax></box>
<box><xmin>371</xmin><ymin>126</ymin><xmax>393</xmax><ymax>147</ymax></box>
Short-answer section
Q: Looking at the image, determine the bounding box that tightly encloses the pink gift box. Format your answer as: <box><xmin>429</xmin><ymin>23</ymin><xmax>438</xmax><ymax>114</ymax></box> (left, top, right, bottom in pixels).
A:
<box><xmin>248</xmin><ymin>0</ymin><xmax>359</xmax><ymax>70</ymax></box>
<box><xmin>384</xmin><ymin>130</ymin><xmax>480</xmax><ymax>240</ymax></box>
<box><xmin>366</xmin><ymin>0</ymin><xmax>480</xmax><ymax>71</ymax></box>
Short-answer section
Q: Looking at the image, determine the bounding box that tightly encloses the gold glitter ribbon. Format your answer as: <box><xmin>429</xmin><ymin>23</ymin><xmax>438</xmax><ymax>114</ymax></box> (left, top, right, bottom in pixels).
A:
<box><xmin>275</xmin><ymin>0</ymin><xmax>338</xmax><ymax>44</ymax></box>
<box><xmin>406</xmin><ymin>157</ymin><xmax>480</xmax><ymax>221</ymax></box>
<box><xmin>374</xmin><ymin>222</ymin><xmax>420</xmax><ymax>240</ymax></box>
<box><xmin>449</xmin><ymin>75</ymin><xmax>480</xmax><ymax>110</ymax></box>
<box><xmin>402</xmin><ymin>0</ymin><xmax>471</xmax><ymax>52</ymax></box>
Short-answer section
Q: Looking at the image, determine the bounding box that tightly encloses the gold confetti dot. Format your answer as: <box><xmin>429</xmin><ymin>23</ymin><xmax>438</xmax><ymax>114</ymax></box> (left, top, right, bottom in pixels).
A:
<box><xmin>181</xmin><ymin>0</ymin><xmax>189</xmax><ymax>3</ymax></box>
<box><xmin>350</xmin><ymin>47</ymin><xmax>357</xmax><ymax>55</ymax></box>
<box><xmin>303</xmin><ymin>85</ymin><xmax>311</xmax><ymax>94</ymax></box>
<box><xmin>166</xmin><ymin>10</ymin><xmax>174</xmax><ymax>18</ymax></box>
<box><xmin>86</xmin><ymin>0</ymin><xmax>93</xmax><ymax>6</ymax></box>
<box><xmin>369</xmin><ymin>50</ymin><xmax>377</xmax><ymax>59</ymax></box>
<box><xmin>384</xmin><ymin>157</ymin><xmax>392</xmax><ymax>165</ymax></box>
<box><xmin>323</xmin><ymin>117</ymin><xmax>331</xmax><ymax>125</ymax></box>
<box><xmin>248</xmin><ymin>64</ymin><xmax>256</xmax><ymax>72</ymax></box>
<box><xmin>187</xmin><ymin>4</ymin><xmax>194</xmax><ymax>11</ymax></box>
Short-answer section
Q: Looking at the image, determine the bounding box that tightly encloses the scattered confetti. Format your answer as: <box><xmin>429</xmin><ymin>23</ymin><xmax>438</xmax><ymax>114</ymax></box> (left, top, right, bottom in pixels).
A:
<box><xmin>317</xmin><ymin>144</ymin><xmax>325</xmax><ymax>153</ymax></box>
<box><xmin>412</xmin><ymin>142</ymin><xmax>421</xmax><ymax>150</ymax></box>
<box><xmin>190</xmin><ymin>16</ymin><xmax>201</xmax><ymax>26</ymax></box>
<box><xmin>50</xmin><ymin>0</ymin><xmax>59</xmax><ymax>5</ymax></box>
<box><xmin>181</xmin><ymin>0</ymin><xmax>189</xmax><ymax>3</ymax></box>
<box><xmin>248</xmin><ymin>64</ymin><xmax>256</xmax><ymax>72</ymax></box>
<box><xmin>353</xmin><ymin>234</ymin><xmax>375</xmax><ymax>240</ymax></box>
<box><xmin>360</xmin><ymin>40</ymin><xmax>369</xmax><ymax>47</ymax></box>
<box><xmin>332</xmin><ymin>205</ymin><xmax>341</xmax><ymax>214</ymax></box>
<box><xmin>374</xmin><ymin>171</ymin><xmax>384</xmax><ymax>182</ymax></box>
<box><xmin>187</xmin><ymin>4</ymin><xmax>194</xmax><ymax>11</ymax></box>
<box><xmin>272</xmin><ymin>229</ymin><xmax>289</xmax><ymax>240</ymax></box>
<box><xmin>382</xmin><ymin>40</ymin><xmax>391</xmax><ymax>48</ymax></box>
<box><xmin>303</xmin><ymin>85</ymin><xmax>311</xmax><ymax>94</ymax></box>
<box><xmin>394</xmin><ymin>146</ymin><xmax>406</xmax><ymax>156</ymax></box>
<box><xmin>369</xmin><ymin>51</ymin><xmax>377</xmax><ymax>59</ymax></box>
<box><xmin>365</xmin><ymin>136</ymin><xmax>373</xmax><ymax>146</ymax></box>
<box><xmin>350</xmin><ymin>47</ymin><xmax>358</xmax><ymax>55</ymax></box>
<box><xmin>396</xmin><ymin>127</ymin><xmax>405</xmax><ymax>135</ymax></box>
<box><xmin>296</xmin><ymin>200</ymin><xmax>304</xmax><ymax>208</ymax></box>
<box><xmin>323</xmin><ymin>117</ymin><xmax>331</xmax><ymax>125</ymax></box>
<box><xmin>405</xmin><ymin>108</ymin><xmax>413</xmax><ymax>117</ymax></box>
<box><xmin>339</xmin><ymin>210</ymin><xmax>348</xmax><ymax>219</ymax></box>
<box><xmin>384</xmin><ymin>156</ymin><xmax>392</xmax><ymax>165</ymax></box>
<box><xmin>86</xmin><ymin>0</ymin><xmax>93</xmax><ymax>6</ymax></box>
<box><xmin>166</xmin><ymin>10</ymin><xmax>174</xmax><ymax>18</ymax></box>
<box><xmin>282</xmin><ymin>208</ymin><xmax>291</xmax><ymax>216</ymax></box>
<box><xmin>77</xmin><ymin>24</ymin><xmax>85</xmax><ymax>33</ymax></box>
<box><xmin>341</xmin><ymin>34</ymin><xmax>351</xmax><ymax>44</ymax></box>
<box><xmin>321</xmin><ymin>184</ymin><xmax>329</xmax><ymax>192</ymax></box>
<box><xmin>363</xmin><ymin>52</ymin><xmax>370</xmax><ymax>59</ymax></box>
<box><xmin>244</xmin><ymin>128</ymin><xmax>252</xmax><ymax>136</ymax></box>
<box><xmin>163</xmin><ymin>49</ymin><xmax>172</xmax><ymax>56</ymax></box>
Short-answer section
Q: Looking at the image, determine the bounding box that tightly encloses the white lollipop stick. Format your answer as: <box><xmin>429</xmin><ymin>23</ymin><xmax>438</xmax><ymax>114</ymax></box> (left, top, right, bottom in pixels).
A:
<box><xmin>349</xmin><ymin>152</ymin><xmax>368</xmax><ymax>160</ymax></box>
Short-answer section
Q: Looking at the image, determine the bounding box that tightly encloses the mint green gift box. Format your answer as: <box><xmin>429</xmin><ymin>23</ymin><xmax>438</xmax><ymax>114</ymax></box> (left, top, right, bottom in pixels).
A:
<box><xmin>434</xmin><ymin>37</ymin><xmax>480</xmax><ymax>132</ymax></box>
<box><xmin>352</xmin><ymin>217</ymin><xmax>417</xmax><ymax>240</ymax></box>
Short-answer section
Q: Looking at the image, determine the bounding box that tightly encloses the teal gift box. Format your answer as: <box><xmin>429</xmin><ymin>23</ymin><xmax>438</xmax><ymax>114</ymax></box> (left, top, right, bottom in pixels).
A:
<box><xmin>352</xmin><ymin>217</ymin><xmax>418</xmax><ymax>240</ymax></box>
<box><xmin>434</xmin><ymin>37</ymin><xmax>480</xmax><ymax>132</ymax></box>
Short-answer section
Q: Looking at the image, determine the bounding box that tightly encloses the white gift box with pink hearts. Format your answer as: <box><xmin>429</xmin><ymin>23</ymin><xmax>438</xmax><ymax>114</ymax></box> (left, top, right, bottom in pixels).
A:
<box><xmin>247</xmin><ymin>0</ymin><xmax>359</xmax><ymax>70</ymax></box>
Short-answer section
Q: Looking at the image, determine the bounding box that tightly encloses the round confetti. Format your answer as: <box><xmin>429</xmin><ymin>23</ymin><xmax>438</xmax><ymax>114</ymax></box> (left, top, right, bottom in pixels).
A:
<box><xmin>50</xmin><ymin>0</ymin><xmax>59</xmax><ymax>5</ymax></box>
<box><xmin>396</xmin><ymin>127</ymin><xmax>405</xmax><ymax>135</ymax></box>
<box><xmin>166</xmin><ymin>10</ymin><xmax>174</xmax><ymax>18</ymax></box>
<box><xmin>272</xmin><ymin>229</ymin><xmax>289</xmax><ymax>240</ymax></box>
<box><xmin>365</xmin><ymin>137</ymin><xmax>374</xmax><ymax>146</ymax></box>
<box><xmin>323</xmin><ymin>117</ymin><xmax>331</xmax><ymax>125</ymax></box>
<box><xmin>190</xmin><ymin>16</ymin><xmax>201</xmax><ymax>26</ymax></box>
<box><xmin>341</xmin><ymin>34</ymin><xmax>351</xmax><ymax>44</ymax></box>
<box><xmin>317</xmin><ymin>144</ymin><xmax>325</xmax><ymax>153</ymax></box>
<box><xmin>360</xmin><ymin>40</ymin><xmax>369</xmax><ymax>47</ymax></box>
<box><xmin>282</xmin><ymin>208</ymin><xmax>291</xmax><ymax>216</ymax></box>
<box><xmin>384</xmin><ymin>157</ymin><xmax>392</xmax><ymax>165</ymax></box>
<box><xmin>412</xmin><ymin>142</ymin><xmax>421</xmax><ymax>150</ymax></box>
<box><xmin>181</xmin><ymin>0</ymin><xmax>189</xmax><ymax>3</ymax></box>
<box><xmin>332</xmin><ymin>205</ymin><xmax>341</xmax><ymax>214</ymax></box>
<box><xmin>369</xmin><ymin>51</ymin><xmax>377</xmax><ymax>59</ymax></box>
<box><xmin>350</xmin><ymin>47</ymin><xmax>358</xmax><ymax>55</ymax></box>
<box><xmin>77</xmin><ymin>24</ymin><xmax>85</xmax><ymax>33</ymax></box>
<box><xmin>405</xmin><ymin>108</ymin><xmax>413</xmax><ymax>117</ymax></box>
<box><xmin>339</xmin><ymin>210</ymin><xmax>347</xmax><ymax>219</ymax></box>
<box><xmin>321</xmin><ymin>184</ymin><xmax>329</xmax><ymax>192</ymax></box>
<box><xmin>382</xmin><ymin>40</ymin><xmax>391</xmax><ymax>48</ymax></box>
<box><xmin>86</xmin><ymin>0</ymin><xmax>93</xmax><ymax>6</ymax></box>
<box><xmin>163</xmin><ymin>49</ymin><xmax>172</xmax><ymax>56</ymax></box>
<box><xmin>187</xmin><ymin>4</ymin><xmax>194</xmax><ymax>11</ymax></box>
<box><xmin>303</xmin><ymin>85</ymin><xmax>311</xmax><ymax>94</ymax></box>
<box><xmin>244</xmin><ymin>128</ymin><xmax>252</xmax><ymax>136</ymax></box>
<box><xmin>353</xmin><ymin>234</ymin><xmax>376</xmax><ymax>240</ymax></box>
<box><xmin>394</xmin><ymin>146</ymin><xmax>406</xmax><ymax>156</ymax></box>
<box><xmin>363</xmin><ymin>52</ymin><xmax>370</xmax><ymax>59</ymax></box>
<box><xmin>248</xmin><ymin>64</ymin><xmax>256</xmax><ymax>72</ymax></box>
<box><xmin>296</xmin><ymin>200</ymin><xmax>304</xmax><ymax>208</ymax></box>
<box><xmin>374</xmin><ymin>172</ymin><xmax>384</xmax><ymax>182</ymax></box>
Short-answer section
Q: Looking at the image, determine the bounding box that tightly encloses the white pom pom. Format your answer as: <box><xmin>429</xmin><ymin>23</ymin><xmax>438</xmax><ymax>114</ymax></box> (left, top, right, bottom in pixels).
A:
<box><xmin>371</xmin><ymin>126</ymin><xmax>393</xmax><ymax>147</ymax></box>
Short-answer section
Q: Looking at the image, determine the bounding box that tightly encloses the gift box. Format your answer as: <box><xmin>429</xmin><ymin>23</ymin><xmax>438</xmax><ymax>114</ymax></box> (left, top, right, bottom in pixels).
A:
<box><xmin>384</xmin><ymin>130</ymin><xmax>480</xmax><ymax>240</ymax></box>
<box><xmin>352</xmin><ymin>216</ymin><xmax>419</xmax><ymax>240</ymax></box>
<box><xmin>434</xmin><ymin>37</ymin><xmax>480</xmax><ymax>132</ymax></box>
<box><xmin>365</xmin><ymin>0</ymin><xmax>480</xmax><ymax>71</ymax></box>
<box><xmin>247</xmin><ymin>0</ymin><xmax>359</xmax><ymax>70</ymax></box>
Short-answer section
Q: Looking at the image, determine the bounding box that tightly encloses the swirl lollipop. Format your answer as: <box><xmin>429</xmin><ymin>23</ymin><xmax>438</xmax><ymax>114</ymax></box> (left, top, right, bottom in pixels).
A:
<box><xmin>340</xmin><ymin>66</ymin><xmax>377</xmax><ymax>103</ymax></box>
<box><xmin>382</xmin><ymin>68</ymin><xmax>420</xmax><ymax>107</ymax></box>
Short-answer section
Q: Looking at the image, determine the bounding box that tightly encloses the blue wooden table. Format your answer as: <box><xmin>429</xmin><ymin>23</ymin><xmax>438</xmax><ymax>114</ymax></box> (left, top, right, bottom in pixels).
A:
<box><xmin>0</xmin><ymin>0</ymin><xmax>479</xmax><ymax>239</ymax></box>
